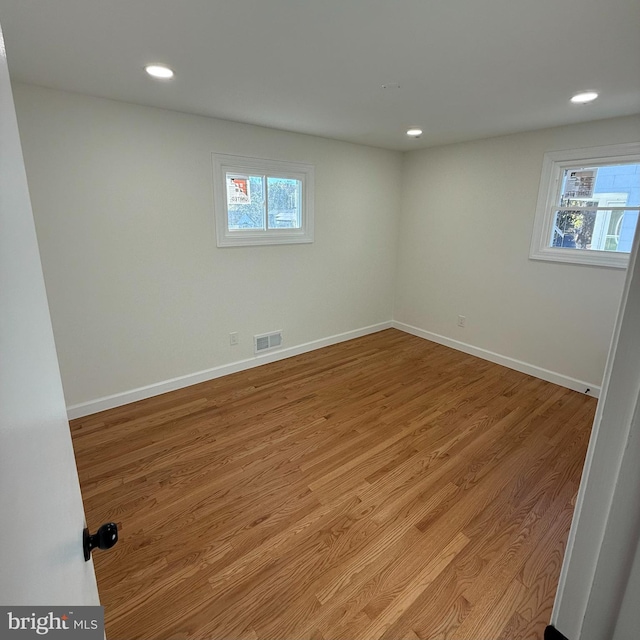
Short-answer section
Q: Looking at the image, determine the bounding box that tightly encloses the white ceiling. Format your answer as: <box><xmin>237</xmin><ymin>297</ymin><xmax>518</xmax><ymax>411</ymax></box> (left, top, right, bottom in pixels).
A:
<box><xmin>0</xmin><ymin>0</ymin><xmax>638</xmax><ymax>150</ymax></box>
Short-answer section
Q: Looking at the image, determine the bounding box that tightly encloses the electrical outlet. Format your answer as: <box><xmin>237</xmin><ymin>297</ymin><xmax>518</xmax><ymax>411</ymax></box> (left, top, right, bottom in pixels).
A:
<box><xmin>457</xmin><ymin>315</ymin><xmax>466</xmax><ymax>328</ymax></box>
<box><xmin>229</xmin><ymin>332</ymin><xmax>239</xmax><ymax>346</ymax></box>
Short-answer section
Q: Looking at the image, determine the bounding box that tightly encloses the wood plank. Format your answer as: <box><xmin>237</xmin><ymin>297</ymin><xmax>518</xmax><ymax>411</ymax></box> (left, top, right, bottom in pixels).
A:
<box><xmin>355</xmin><ymin>532</ymin><xmax>470</xmax><ymax>640</ymax></box>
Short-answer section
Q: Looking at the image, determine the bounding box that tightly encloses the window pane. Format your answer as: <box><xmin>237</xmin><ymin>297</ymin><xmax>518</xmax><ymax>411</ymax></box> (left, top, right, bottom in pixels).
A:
<box><xmin>227</xmin><ymin>174</ymin><xmax>265</xmax><ymax>230</ymax></box>
<box><xmin>551</xmin><ymin>209</ymin><xmax>638</xmax><ymax>252</ymax></box>
<box><xmin>560</xmin><ymin>163</ymin><xmax>640</xmax><ymax>207</ymax></box>
<box><xmin>552</xmin><ymin>209</ymin><xmax>596</xmax><ymax>248</ymax></box>
<box><xmin>267</xmin><ymin>177</ymin><xmax>302</xmax><ymax>229</ymax></box>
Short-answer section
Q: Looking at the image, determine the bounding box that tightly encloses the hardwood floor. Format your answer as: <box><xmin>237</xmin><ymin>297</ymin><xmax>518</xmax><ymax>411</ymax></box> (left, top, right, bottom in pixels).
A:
<box><xmin>70</xmin><ymin>329</ymin><xmax>596</xmax><ymax>640</ymax></box>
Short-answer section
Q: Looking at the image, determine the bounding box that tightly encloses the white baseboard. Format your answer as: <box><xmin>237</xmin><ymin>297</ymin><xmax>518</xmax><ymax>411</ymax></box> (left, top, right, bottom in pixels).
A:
<box><xmin>67</xmin><ymin>319</ymin><xmax>600</xmax><ymax>420</ymax></box>
<box><xmin>392</xmin><ymin>321</ymin><xmax>601</xmax><ymax>398</ymax></box>
<box><xmin>66</xmin><ymin>322</ymin><xmax>393</xmax><ymax>420</ymax></box>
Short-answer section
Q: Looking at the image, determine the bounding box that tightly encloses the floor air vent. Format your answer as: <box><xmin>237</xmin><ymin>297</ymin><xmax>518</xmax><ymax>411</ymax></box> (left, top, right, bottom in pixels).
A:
<box><xmin>254</xmin><ymin>331</ymin><xmax>283</xmax><ymax>354</ymax></box>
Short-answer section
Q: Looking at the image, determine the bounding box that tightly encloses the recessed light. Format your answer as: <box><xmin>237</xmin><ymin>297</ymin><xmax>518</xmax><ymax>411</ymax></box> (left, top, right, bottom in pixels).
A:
<box><xmin>406</xmin><ymin>128</ymin><xmax>423</xmax><ymax>137</ymax></box>
<box><xmin>145</xmin><ymin>64</ymin><xmax>174</xmax><ymax>79</ymax></box>
<box><xmin>571</xmin><ymin>91</ymin><xmax>598</xmax><ymax>104</ymax></box>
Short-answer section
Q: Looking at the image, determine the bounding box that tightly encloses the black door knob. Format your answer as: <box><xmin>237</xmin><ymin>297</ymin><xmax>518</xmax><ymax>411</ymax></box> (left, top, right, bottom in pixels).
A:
<box><xmin>83</xmin><ymin>523</ymin><xmax>118</xmax><ymax>561</ymax></box>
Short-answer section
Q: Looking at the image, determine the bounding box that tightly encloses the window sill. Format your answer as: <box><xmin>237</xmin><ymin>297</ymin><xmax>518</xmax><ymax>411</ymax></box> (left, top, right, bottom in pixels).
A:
<box><xmin>217</xmin><ymin>231</ymin><xmax>314</xmax><ymax>247</ymax></box>
<box><xmin>529</xmin><ymin>246</ymin><xmax>629</xmax><ymax>269</ymax></box>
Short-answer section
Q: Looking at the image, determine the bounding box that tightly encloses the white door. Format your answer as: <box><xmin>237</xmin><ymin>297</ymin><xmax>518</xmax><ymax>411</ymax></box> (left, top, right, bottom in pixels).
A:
<box><xmin>0</xmin><ymin>22</ymin><xmax>100</xmax><ymax>606</ymax></box>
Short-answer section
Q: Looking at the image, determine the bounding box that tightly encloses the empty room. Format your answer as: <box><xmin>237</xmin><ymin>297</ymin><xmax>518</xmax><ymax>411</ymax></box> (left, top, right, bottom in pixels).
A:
<box><xmin>1</xmin><ymin>2</ymin><xmax>640</xmax><ymax>640</ymax></box>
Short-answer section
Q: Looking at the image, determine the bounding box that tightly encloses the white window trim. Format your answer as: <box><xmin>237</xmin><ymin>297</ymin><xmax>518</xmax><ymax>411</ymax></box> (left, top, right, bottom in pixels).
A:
<box><xmin>213</xmin><ymin>153</ymin><xmax>314</xmax><ymax>247</ymax></box>
<box><xmin>530</xmin><ymin>142</ymin><xmax>640</xmax><ymax>269</ymax></box>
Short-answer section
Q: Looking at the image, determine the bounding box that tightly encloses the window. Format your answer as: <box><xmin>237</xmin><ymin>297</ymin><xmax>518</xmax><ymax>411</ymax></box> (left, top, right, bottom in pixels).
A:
<box><xmin>213</xmin><ymin>153</ymin><xmax>314</xmax><ymax>247</ymax></box>
<box><xmin>530</xmin><ymin>143</ymin><xmax>640</xmax><ymax>268</ymax></box>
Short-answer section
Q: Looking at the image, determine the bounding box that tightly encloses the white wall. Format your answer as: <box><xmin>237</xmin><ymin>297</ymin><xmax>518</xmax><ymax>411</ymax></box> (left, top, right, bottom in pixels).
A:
<box><xmin>13</xmin><ymin>84</ymin><xmax>402</xmax><ymax>410</ymax></box>
<box><xmin>14</xmin><ymin>83</ymin><xmax>640</xmax><ymax>412</ymax></box>
<box><xmin>394</xmin><ymin>115</ymin><xmax>640</xmax><ymax>390</ymax></box>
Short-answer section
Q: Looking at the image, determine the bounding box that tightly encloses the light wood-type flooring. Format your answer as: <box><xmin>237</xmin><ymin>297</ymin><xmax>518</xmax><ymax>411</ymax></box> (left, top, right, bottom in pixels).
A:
<box><xmin>70</xmin><ymin>329</ymin><xmax>596</xmax><ymax>640</ymax></box>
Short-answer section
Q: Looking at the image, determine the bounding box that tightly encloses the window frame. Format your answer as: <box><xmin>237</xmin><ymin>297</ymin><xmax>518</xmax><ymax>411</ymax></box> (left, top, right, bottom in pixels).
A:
<box><xmin>213</xmin><ymin>153</ymin><xmax>314</xmax><ymax>247</ymax></box>
<box><xmin>529</xmin><ymin>143</ymin><xmax>640</xmax><ymax>269</ymax></box>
